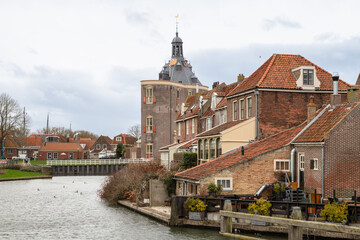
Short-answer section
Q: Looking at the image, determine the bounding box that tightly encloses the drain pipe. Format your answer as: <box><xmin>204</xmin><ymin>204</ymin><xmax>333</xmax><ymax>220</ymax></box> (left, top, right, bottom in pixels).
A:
<box><xmin>321</xmin><ymin>144</ymin><xmax>325</xmax><ymax>203</ymax></box>
<box><xmin>291</xmin><ymin>148</ymin><xmax>296</xmax><ymax>182</ymax></box>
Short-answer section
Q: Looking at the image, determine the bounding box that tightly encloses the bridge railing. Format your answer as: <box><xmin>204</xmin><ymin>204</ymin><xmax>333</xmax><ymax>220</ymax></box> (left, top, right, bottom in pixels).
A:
<box><xmin>46</xmin><ymin>158</ymin><xmax>152</xmax><ymax>166</ymax></box>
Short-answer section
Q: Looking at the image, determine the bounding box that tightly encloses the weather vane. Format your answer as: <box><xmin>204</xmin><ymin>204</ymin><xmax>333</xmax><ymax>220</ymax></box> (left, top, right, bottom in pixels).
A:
<box><xmin>175</xmin><ymin>14</ymin><xmax>179</xmax><ymax>33</ymax></box>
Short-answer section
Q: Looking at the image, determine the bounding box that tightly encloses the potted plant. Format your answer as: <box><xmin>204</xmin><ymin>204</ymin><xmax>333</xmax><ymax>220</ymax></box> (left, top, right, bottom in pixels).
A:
<box><xmin>207</xmin><ymin>183</ymin><xmax>222</xmax><ymax>197</ymax></box>
<box><xmin>320</xmin><ymin>202</ymin><xmax>348</xmax><ymax>225</ymax></box>
<box><xmin>273</xmin><ymin>182</ymin><xmax>285</xmax><ymax>201</ymax></box>
<box><xmin>184</xmin><ymin>197</ymin><xmax>207</xmax><ymax>220</ymax></box>
<box><xmin>248</xmin><ymin>198</ymin><xmax>272</xmax><ymax>225</ymax></box>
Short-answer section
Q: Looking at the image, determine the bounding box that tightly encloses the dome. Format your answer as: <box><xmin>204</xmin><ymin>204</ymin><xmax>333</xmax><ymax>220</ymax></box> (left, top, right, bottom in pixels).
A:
<box><xmin>172</xmin><ymin>33</ymin><xmax>183</xmax><ymax>43</ymax></box>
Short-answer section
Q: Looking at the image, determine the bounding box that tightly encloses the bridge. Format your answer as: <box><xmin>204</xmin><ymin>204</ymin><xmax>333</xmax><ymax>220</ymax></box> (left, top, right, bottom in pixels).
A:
<box><xmin>48</xmin><ymin>158</ymin><xmax>152</xmax><ymax>176</ymax></box>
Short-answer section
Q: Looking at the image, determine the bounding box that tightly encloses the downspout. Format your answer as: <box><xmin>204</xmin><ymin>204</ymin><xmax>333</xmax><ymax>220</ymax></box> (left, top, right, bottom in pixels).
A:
<box><xmin>291</xmin><ymin>148</ymin><xmax>296</xmax><ymax>182</ymax></box>
<box><xmin>169</xmin><ymin>86</ymin><xmax>172</xmax><ymax>145</ymax></box>
<box><xmin>321</xmin><ymin>144</ymin><xmax>325</xmax><ymax>203</ymax></box>
<box><xmin>254</xmin><ymin>89</ymin><xmax>259</xmax><ymax>140</ymax></box>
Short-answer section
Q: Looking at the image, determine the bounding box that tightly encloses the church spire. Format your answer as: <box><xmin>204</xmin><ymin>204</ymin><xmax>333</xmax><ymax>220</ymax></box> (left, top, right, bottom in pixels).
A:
<box><xmin>172</xmin><ymin>14</ymin><xmax>183</xmax><ymax>58</ymax></box>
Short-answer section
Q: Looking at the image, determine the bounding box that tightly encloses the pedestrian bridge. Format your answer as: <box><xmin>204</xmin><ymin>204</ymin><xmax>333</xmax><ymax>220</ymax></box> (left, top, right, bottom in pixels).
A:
<box><xmin>48</xmin><ymin>158</ymin><xmax>152</xmax><ymax>176</ymax></box>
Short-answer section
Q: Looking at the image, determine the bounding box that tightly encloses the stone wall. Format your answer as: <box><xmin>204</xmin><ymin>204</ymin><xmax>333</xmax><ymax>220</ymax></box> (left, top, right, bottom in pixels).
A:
<box><xmin>149</xmin><ymin>179</ymin><xmax>168</xmax><ymax>206</ymax></box>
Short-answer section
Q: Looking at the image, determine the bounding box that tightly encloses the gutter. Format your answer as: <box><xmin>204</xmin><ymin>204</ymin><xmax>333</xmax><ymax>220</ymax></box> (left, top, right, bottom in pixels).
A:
<box><xmin>173</xmin><ymin>177</ymin><xmax>200</xmax><ymax>184</ymax></box>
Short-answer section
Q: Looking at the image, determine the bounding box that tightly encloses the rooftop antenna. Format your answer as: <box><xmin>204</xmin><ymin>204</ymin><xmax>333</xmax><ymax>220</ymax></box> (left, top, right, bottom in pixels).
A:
<box><xmin>46</xmin><ymin>113</ymin><xmax>49</xmax><ymax>134</ymax></box>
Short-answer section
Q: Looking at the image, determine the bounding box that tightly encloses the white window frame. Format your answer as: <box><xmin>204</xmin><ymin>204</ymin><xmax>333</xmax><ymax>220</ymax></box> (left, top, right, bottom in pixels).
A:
<box><xmin>103</xmin><ymin>144</ymin><xmax>107</xmax><ymax>149</ymax></box>
<box><xmin>96</xmin><ymin>144</ymin><xmax>100</xmax><ymax>150</ymax></box>
<box><xmin>191</xmin><ymin>118</ymin><xmax>195</xmax><ymax>134</ymax></box>
<box><xmin>47</xmin><ymin>152</ymin><xmax>52</xmax><ymax>159</ymax></box>
<box><xmin>146</xmin><ymin>87</ymin><xmax>153</xmax><ymax>104</ymax></box>
<box><xmin>274</xmin><ymin>159</ymin><xmax>290</xmax><ymax>172</ymax></box>
<box><xmin>215</xmin><ymin>177</ymin><xmax>233</xmax><ymax>191</ymax></box>
<box><xmin>178</xmin><ymin>122</ymin><xmax>181</xmax><ymax>137</ymax></box>
<box><xmin>311</xmin><ymin>158</ymin><xmax>319</xmax><ymax>170</ymax></box>
<box><xmin>116</xmin><ymin>137</ymin><xmax>122</xmax><ymax>141</ymax></box>
<box><xmin>186</xmin><ymin>120</ymin><xmax>189</xmax><ymax>135</ymax></box>
<box><xmin>299</xmin><ymin>153</ymin><xmax>305</xmax><ymax>171</ymax></box>
<box><xmin>240</xmin><ymin>98</ymin><xmax>245</xmax><ymax>120</ymax></box>
<box><xmin>146</xmin><ymin>144</ymin><xmax>153</xmax><ymax>158</ymax></box>
<box><xmin>69</xmin><ymin>152</ymin><xmax>74</xmax><ymax>159</ymax></box>
<box><xmin>233</xmin><ymin>101</ymin><xmax>238</xmax><ymax>121</ymax></box>
<box><xmin>53</xmin><ymin>152</ymin><xmax>58</xmax><ymax>159</ymax></box>
<box><xmin>146</xmin><ymin>116</ymin><xmax>153</xmax><ymax>133</ymax></box>
<box><xmin>206</xmin><ymin>117</ymin><xmax>212</xmax><ymax>130</ymax></box>
<box><xmin>246</xmin><ymin>97</ymin><xmax>252</xmax><ymax>118</ymax></box>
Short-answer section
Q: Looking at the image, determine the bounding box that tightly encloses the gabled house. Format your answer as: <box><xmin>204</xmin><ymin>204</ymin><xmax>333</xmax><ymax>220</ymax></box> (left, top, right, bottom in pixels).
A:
<box><xmin>90</xmin><ymin>135</ymin><xmax>112</xmax><ymax>158</ymax></box>
<box><xmin>38</xmin><ymin>142</ymin><xmax>85</xmax><ymax>160</ymax></box>
<box><xmin>226</xmin><ymin>54</ymin><xmax>350</xmax><ymax>141</ymax></box>
<box><xmin>111</xmin><ymin>134</ymin><xmax>137</xmax><ymax>149</ymax></box>
<box><xmin>174</xmin><ymin>123</ymin><xmax>305</xmax><ymax>196</ymax></box>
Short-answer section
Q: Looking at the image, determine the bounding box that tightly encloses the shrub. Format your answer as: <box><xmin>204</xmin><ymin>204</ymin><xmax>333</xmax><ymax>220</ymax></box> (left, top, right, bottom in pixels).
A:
<box><xmin>207</xmin><ymin>183</ymin><xmax>222</xmax><ymax>195</ymax></box>
<box><xmin>273</xmin><ymin>183</ymin><xmax>284</xmax><ymax>194</ymax></box>
<box><xmin>181</xmin><ymin>152</ymin><xmax>197</xmax><ymax>170</ymax></box>
<box><xmin>161</xmin><ymin>173</ymin><xmax>176</xmax><ymax>197</ymax></box>
<box><xmin>248</xmin><ymin>198</ymin><xmax>272</xmax><ymax>216</ymax></box>
<box><xmin>1</xmin><ymin>164</ymin><xmax>21</xmax><ymax>170</ymax></box>
<box><xmin>320</xmin><ymin>202</ymin><xmax>348</xmax><ymax>223</ymax></box>
<box><xmin>20</xmin><ymin>165</ymin><xmax>42</xmax><ymax>172</ymax></box>
<box><xmin>183</xmin><ymin>198</ymin><xmax>207</xmax><ymax>212</ymax></box>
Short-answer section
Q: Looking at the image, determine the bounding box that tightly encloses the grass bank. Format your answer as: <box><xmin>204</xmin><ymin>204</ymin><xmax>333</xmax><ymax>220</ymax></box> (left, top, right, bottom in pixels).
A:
<box><xmin>0</xmin><ymin>169</ymin><xmax>47</xmax><ymax>179</ymax></box>
<box><xmin>30</xmin><ymin>160</ymin><xmax>47</xmax><ymax>165</ymax></box>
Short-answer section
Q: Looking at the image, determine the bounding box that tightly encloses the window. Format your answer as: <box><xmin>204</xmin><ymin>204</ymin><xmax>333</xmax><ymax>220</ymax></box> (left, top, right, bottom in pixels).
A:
<box><xmin>204</xmin><ymin>139</ymin><xmax>209</xmax><ymax>159</ymax></box>
<box><xmin>177</xmin><ymin>89</ymin><xmax>180</xmax><ymax>98</ymax></box>
<box><xmin>199</xmin><ymin>139</ymin><xmax>203</xmax><ymax>159</ymax></box>
<box><xmin>299</xmin><ymin>154</ymin><xmax>305</xmax><ymax>171</ymax></box>
<box><xmin>220</xmin><ymin>112</ymin><xmax>225</xmax><ymax>124</ymax></box>
<box><xmin>310</xmin><ymin>158</ymin><xmax>318</xmax><ymax>170</ymax></box>
<box><xmin>191</xmin><ymin>119</ymin><xmax>195</xmax><ymax>134</ymax></box>
<box><xmin>47</xmin><ymin>152</ymin><xmax>52</xmax><ymax>159</ymax></box>
<box><xmin>303</xmin><ymin>69</ymin><xmax>314</xmax><ymax>85</ymax></box>
<box><xmin>116</xmin><ymin>137</ymin><xmax>122</xmax><ymax>142</ymax></box>
<box><xmin>206</xmin><ymin>117</ymin><xmax>212</xmax><ymax>130</ymax></box>
<box><xmin>215</xmin><ymin>177</ymin><xmax>232</xmax><ymax>191</ymax></box>
<box><xmin>7</xmin><ymin>149</ymin><xmax>12</xmax><ymax>154</ymax></box>
<box><xmin>233</xmin><ymin>101</ymin><xmax>238</xmax><ymax>120</ymax></box>
<box><xmin>146</xmin><ymin>116</ymin><xmax>153</xmax><ymax>132</ymax></box>
<box><xmin>240</xmin><ymin>99</ymin><xmax>245</xmax><ymax>120</ymax></box>
<box><xmin>247</xmin><ymin>97</ymin><xmax>252</xmax><ymax>118</ymax></box>
<box><xmin>274</xmin><ymin>159</ymin><xmax>290</xmax><ymax>171</ymax></box>
<box><xmin>186</xmin><ymin>121</ymin><xmax>189</xmax><ymax>135</ymax></box>
<box><xmin>188</xmin><ymin>90</ymin><xmax>193</xmax><ymax>96</ymax></box>
<box><xmin>53</xmin><ymin>152</ymin><xmax>58</xmax><ymax>159</ymax></box>
<box><xmin>146</xmin><ymin>144</ymin><xmax>153</xmax><ymax>158</ymax></box>
<box><xmin>178</xmin><ymin>122</ymin><xmax>181</xmax><ymax>136</ymax></box>
<box><xmin>210</xmin><ymin>139</ymin><xmax>215</xmax><ymax>159</ymax></box>
<box><xmin>216</xmin><ymin>138</ymin><xmax>222</xmax><ymax>157</ymax></box>
<box><xmin>69</xmin><ymin>153</ymin><xmax>74</xmax><ymax>159</ymax></box>
<box><xmin>96</xmin><ymin>144</ymin><xmax>100</xmax><ymax>150</ymax></box>
<box><xmin>103</xmin><ymin>144</ymin><xmax>107</xmax><ymax>149</ymax></box>
<box><xmin>146</xmin><ymin>87</ymin><xmax>153</xmax><ymax>104</ymax></box>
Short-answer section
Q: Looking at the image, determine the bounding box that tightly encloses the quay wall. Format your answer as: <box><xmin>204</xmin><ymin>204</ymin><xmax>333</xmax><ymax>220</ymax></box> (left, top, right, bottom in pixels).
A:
<box><xmin>52</xmin><ymin>164</ymin><xmax>126</xmax><ymax>176</ymax></box>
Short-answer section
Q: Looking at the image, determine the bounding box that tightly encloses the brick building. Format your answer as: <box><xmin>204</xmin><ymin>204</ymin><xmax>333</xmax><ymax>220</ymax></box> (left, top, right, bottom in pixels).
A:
<box><xmin>38</xmin><ymin>142</ymin><xmax>85</xmax><ymax>160</ymax></box>
<box><xmin>140</xmin><ymin>30</ymin><xmax>207</xmax><ymax>159</ymax></box>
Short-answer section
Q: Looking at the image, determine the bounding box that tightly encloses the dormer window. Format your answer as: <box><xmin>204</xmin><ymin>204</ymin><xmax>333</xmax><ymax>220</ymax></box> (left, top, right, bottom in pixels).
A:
<box><xmin>303</xmin><ymin>69</ymin><xmax>314</xmax><ymax>85</ymax></box>
<box><xmin>292</xmin><ymin>66</ymin><xmax>320</xmax><ymax>90</ymax></box>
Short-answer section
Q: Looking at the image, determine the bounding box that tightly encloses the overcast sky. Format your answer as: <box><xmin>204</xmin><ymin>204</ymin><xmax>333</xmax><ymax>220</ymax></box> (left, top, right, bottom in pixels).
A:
<box><xmin>1</xmin><ymin>0</ymin><xmax>359</xmax><ymax>137</ymax></box>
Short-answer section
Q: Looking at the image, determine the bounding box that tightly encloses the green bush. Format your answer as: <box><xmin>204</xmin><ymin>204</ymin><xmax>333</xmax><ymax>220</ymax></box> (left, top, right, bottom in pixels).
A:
<box><xmin>207</xmin><ymin>183</ymin><xmax>222</xmax><ymax>195</ymax></box>
<box><xmin>181</xmin><ymin>152</ymin><xmax>197</xmax><ymax>170</ymax></box>
<box><xmin>248</xmin><ymin>198</ymin><xmax>272</xmax><ymax>216</ymax></box>
<box><xmin>161</xmin><ymin>173</ymin><xmax>176</xmax><ymax>197</ymax></box>
<box><xmin>274</xmin><ymin>183</ymin><xmax>284</xmax><ymax>194</ymax></box>
<box><xmin>184</xmin><ymin>198</ymin><xmax>207</xmax><ymax>212</ymax></box>
<box><xmin>320</xmin><ymin>202</ymin><xmax>348</xmax><ymax>223</ymax></box>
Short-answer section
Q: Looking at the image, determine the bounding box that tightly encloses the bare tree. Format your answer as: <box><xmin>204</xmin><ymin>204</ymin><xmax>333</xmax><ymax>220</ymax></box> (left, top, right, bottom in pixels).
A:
<box><xmin>127</xmin><ymin>124</ymin><xmax>140</xmax><ymax>139</ymax></box>
<box><xmin>13</xmin><ymin>107</ymin><xmax>31</xmax><ymax>137</ymax></box>
<box><xmin>0</xmin><ymin>93</ymin><xmax>22</xmax><ymax>158</ymax></box>
<box><xmin>36</xmin><ymin>127</ymin><xmax>98</xmax><ymax>140</ymax></box>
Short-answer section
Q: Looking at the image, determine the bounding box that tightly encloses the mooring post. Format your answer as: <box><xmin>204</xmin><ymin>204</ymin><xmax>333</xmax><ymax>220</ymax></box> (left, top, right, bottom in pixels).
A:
<box><xmin>169</xmin><ymin>196</ymin><xmax>180</xmax><ymax>226</ymax></box>
<box><xmin>288</xmin><ymin>206</ymin><xmax>303</xmax><ymax>240</ymax></box>
<box><xmin>220</xmin><ymin>200</ymin><xmax>232</xmax><ymax>233</ymax></box>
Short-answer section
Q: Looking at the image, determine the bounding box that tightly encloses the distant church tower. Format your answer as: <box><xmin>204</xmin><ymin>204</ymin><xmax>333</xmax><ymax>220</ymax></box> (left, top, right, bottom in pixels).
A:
<box><xmin>140</xmin><ymin>21</ymin><xmax>207</xmax><ymax>160</ymax></box>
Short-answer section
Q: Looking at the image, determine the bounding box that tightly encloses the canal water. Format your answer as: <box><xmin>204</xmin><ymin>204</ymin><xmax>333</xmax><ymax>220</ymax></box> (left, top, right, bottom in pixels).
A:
<box><xmin>0</xmin><ymin>176</ymin><xmax>284</xmax><ymax>239</ymax></box>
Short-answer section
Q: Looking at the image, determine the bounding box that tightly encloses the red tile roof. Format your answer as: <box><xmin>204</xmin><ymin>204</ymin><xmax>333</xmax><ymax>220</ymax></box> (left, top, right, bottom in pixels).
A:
<box><xmin>202</xmin><ymin>108</ymin><xmax>215</xmax><ymax>118</ymax></box>
<box><xmin>196</xmin><ymin>120</ymin><xmax>246</xmax><ymax>137</ymax></box>
<box><xmin>175</xmin><ymin>123</ymin><xmax>305</xmax><ymax>181</ymax></box>
<box><xmin>111</xmin><ymin>134</ymin><xmax>137</xmax><ymax>145</ymax></box>
<box><xmin>39</xmin><ymin>142</ymin><xmax>84</xmax><ymax>152</ymax></box>
<box><xmin>293</xmin><ymin>103</ymin><xmax>359</xmax><ymax>143</ymax></box>
<box><xmin>228</xmin><ymin>54</ymin><xmax>350</xmax><ymax>97</ymax></box>
<box><xmin>215</xmin><ymin>98</ymin><xmax>227</xmax><ymax>109</ymax></box>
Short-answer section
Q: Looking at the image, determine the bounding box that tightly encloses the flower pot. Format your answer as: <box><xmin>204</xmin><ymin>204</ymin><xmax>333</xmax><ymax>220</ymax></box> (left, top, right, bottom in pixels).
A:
<box><xmin>188</xmin><ymin>211</ymin><xmax>205</xmax><ymax>221</ymax></box>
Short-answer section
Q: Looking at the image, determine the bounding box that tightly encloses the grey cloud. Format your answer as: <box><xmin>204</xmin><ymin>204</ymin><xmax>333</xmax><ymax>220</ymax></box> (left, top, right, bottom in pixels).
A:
<box><xmin>263</xmin><ymin>17</ymin><xmax>302</xmax><ymax>31</ymax></box>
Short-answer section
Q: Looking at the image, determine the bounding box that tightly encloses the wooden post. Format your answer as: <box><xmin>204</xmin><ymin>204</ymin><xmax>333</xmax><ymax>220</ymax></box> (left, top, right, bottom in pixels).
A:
<box><xmin>289</xmin><ymin>206</ymin><xmax>303</xmax><ymax>240</ymax></box>
<box><xmin>220</xmin><ymin>200</ymin><xmax>232</xmax><ymax>233</ymax></box>
<box><xmin>170</xmin><ymin>196</ymin><xmax>180</xmax><ymax>226</ymax></box>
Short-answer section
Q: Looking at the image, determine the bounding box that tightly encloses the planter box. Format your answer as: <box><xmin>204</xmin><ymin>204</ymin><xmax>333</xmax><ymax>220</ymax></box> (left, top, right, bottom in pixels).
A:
<box><xmin>189</xmin><ymin>211</ymin><xmax>205</xmax><ymax>221</ymax></box>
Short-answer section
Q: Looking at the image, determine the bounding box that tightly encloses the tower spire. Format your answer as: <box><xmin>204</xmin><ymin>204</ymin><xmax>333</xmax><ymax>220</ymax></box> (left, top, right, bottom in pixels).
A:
<box><xmin>175</xmin><ymin>14</ymin><xmax>179</xmax><ymax>36</ymax></box>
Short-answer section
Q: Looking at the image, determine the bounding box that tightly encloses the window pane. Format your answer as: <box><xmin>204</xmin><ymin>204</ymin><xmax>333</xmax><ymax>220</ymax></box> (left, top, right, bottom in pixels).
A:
<box><xmin>217</xmin><ymin>180</ymin><xmax>221</xmax><ymax>185</ymax></box>
<box><xmin>285</xmin><ymin>161</ymin><xmax>289</xmax><ymax>170</ymax></box>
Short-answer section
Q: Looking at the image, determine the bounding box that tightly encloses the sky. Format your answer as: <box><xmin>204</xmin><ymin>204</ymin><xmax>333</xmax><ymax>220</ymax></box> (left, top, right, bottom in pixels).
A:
<box><xmin>0</xmin><ymin>0</ymin><xmax>359</xmax><ymax>137</ymax></box>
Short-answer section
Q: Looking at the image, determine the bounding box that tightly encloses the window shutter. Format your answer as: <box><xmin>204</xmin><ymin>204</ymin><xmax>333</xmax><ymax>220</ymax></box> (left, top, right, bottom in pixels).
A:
<box><xmin>310</xmin><ymin>159</ymin><xmax>314</xmax><ymax>169</ymax></box>
<box><xmin>143</xmin><ymin>126</ymin><xmax>146</xmax><ymax>133</ymax></box>
<box><xmin>143</xmin><ymin>97</ymin><xmax>146</xmax><ymax>104</ymax></box>
<box><xmin>153</xmin><ymin>96</ymin><xmax>156</xmax><ymax>103</ymax></box>
<box><xmin>153</xmin><ymin>125</ymin><xmax>156</xmax><ymax>133</ymax></box>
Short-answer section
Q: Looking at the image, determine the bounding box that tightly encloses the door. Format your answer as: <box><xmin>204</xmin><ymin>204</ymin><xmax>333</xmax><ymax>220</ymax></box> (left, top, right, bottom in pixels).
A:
<box><xmin>298</xmin><ymin>153</ymin><xmax>305</xmax><ymax>188</ymax></box>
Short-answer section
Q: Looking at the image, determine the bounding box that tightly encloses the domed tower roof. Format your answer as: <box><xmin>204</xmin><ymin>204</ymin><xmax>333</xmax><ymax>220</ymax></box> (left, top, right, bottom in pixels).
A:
<box><xmin>172</xmin><ymin>32</ymin><xmax>183</xmax><ymax>43</ymax></box>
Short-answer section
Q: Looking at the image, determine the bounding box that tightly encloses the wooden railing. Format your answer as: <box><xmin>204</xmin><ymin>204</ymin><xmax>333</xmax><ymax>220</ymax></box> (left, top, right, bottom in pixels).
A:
<box><xmin>46</xmin><ymin>158</ymin><xmax>152</xmax><ymax>166</ymax></box>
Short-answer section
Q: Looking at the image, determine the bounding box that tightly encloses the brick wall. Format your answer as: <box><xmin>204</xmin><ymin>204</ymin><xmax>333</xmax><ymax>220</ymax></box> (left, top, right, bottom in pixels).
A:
<box><xmin>199</xmin><ymin>146</ymin><xmax>291</xmax><ymax>195</ymax></box>
<box><xmin>323</xmin><ymin>105</ymin><xmax>360</xmax><ymax>198</ymax></box>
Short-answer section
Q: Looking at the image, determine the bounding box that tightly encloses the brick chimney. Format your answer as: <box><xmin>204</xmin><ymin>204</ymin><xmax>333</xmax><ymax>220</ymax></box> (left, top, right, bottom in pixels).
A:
<box><xmin>237</xmin><ymin>74</ymin><xmax>245</xmax><ymax>83</ymax></box>
<box><xmin>347</xmin><ymin>86</ymin><xmax>360</xmax><ymax>103</ymax></box>
<box><xmin>212</xmin><ymin>81</ymin><xmax>219</xmax><ymax>89</ymax></box>
<box><xmin>307</xmin><ymin>96</ymin><xmax>316</xmax><ymax>124</ymax></box>
<box><xmin>330</xmin><ymin>73</ymin><xmax>341</xmax><ymax>106</ymax></box>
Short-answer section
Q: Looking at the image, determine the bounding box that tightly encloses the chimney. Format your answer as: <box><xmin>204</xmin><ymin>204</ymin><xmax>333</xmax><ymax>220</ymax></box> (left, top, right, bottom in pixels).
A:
<box><xmin>307</xmin><ymin>96</ymin><xmax>316</xmax><ymax>124</ymax></box>
<box><xmin>330</xmin><ymin>73</ymin><xmax>341</xmax><ymax>106</ymax></box>
<box><xmin>347</xmin><ymin>86</ymin><xmax>360</xmax><ymax>103</ymax></box>
<box><xmin>241</xmin><ymin>146</ymin><xmax>245</xmax><ymax>156</ymax></box>
<box><xmin>356</xmin><ymin>73</ymin><xmax>360</xmax><ymax>86</ymax></box>
<box><xmin>212</xmin><ymin>81</ymin><xmax>219</xmax><ymax>89</ymax></box>
<box><xmin>237</xmin><ymin>74</ymin><xmax>245</xmax><ymax>83</ymax></box>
